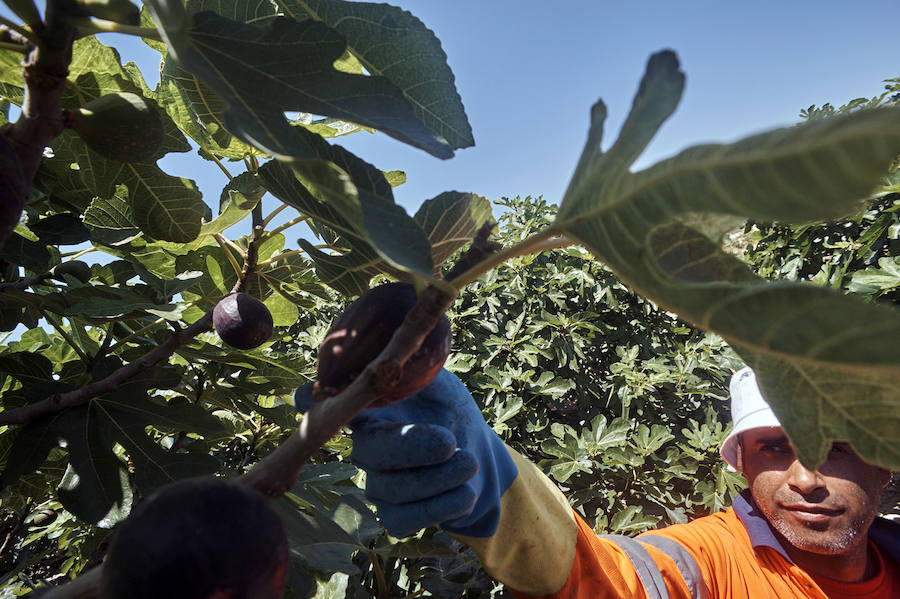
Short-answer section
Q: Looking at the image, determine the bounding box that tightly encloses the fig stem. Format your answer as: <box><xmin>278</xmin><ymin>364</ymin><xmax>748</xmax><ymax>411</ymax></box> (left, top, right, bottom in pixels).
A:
<box><xmin>260</xmin><ymin>203</ymin><xmax>289</xmax><ymax>228</ymax></box>
<box><xmin>207</xmin><ymin>152</ymin><xmax>233</xmax><ymax>180</ymax></box>
<box><xmin>213</xmin><ymin>233</ymin><xmax>245</xmax><ymax>278</ymax></box>
<box><xmin>105</xmin><ymin>317</ymin><xmax>166</xmax><ymax>354</ymax></box>
<box><xmin>0</xmin><ymin>40</ymin><xmax>29</xmax><ymax>54</ymax></box>
<box><xmin>259</xmin><ymin>214</ymin><xmax>309</xmax><ymax>241</ymax></box>
<box><xmin>0</xmin><ymin>273</ymin><xmax>51</xmax><ymax>291</ymax></box>
<box><xmin>61</xmin><ymin>247</ymin><xmax>97</xmax><ymax>261</ymax></box>
<box><xmin>39</xmin><ymin>308</ymin><xmax>91</xmax><ymax>364</ymax></box>
<box><xmin>449</xmin><ymin>228</ymin><xmax>573</xmax><ymax>290</ymax></box>
<box><xmin>240</xmin><ymin>283</ymin><xmax>456</xmax><ymax>498</ymax></box>
<box><xmin>0</xmin><ymin>15</ymin><xmax>36</xmax><ymax>44</ymax></box>
<box><xmin>69</xmin><ymin>17</ymin><xmax>162</xmax><ymax>41</ymax></box>
<box><xmin>256</xmin><ymin>247</ymin><xmax>307</xmax><ymax>267</ymax></box>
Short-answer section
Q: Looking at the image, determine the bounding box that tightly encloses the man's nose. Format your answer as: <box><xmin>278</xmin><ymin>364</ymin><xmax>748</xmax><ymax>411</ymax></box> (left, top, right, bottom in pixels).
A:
<box><xmin>786</xmin><ymin>460</ymin><xmax>827</xmax><ymax>496</ymax></box>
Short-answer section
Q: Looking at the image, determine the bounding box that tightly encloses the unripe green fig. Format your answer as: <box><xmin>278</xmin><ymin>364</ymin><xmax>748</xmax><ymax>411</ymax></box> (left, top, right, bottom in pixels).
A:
<box><xmin>316</xmin><ymin>282</ymin><xmax>451</xmax><ymax>406</ymax></box>
<box><xmin>100</xmin><ymin>477</ymin><xmax>289</xmax><ymax>599</ymax></box>
<box><xmin>49</xmin><ymin>260</ymin><xmax>91</xmax><ymax>283</ymax></box>
<box><xmin>26</xmin><ymin>508</ymin><xmax>57</xmax><ymax>527</ymax></box>
<box><xmin>213</xmin><ymin>292</ymin><xmax>274</xmax><ymax>350</ymax></box>
<box><xmin>75</xmin><ymin>0</ymin><xmax>139</xmax><ymax>25</ymax></box>
<box><xmin>71</xmin><ymin>92</ymin><xmax>164</xmax><ymax>163</ymax></box>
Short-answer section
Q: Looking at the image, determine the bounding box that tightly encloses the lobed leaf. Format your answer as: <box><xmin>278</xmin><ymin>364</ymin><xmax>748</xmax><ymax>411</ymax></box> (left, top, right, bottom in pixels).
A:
<box><xmin>145</xmin><ymin>0</ymin><xmax>455</xmax><ymax>159</ymax></box>
<box><xmin>553</xmin><ymin>50</ymin><xmax>900</xmax><ymax>468</ymax></box>
<box><xmin>274</xmin><ymin>0</ymin><xmax>474</xmax><ymax>150</ymax></box>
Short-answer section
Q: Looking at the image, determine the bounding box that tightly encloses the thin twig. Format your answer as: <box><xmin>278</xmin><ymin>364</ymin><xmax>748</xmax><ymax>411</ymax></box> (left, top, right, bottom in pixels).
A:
<box><xmin>60</xmin><ymin>247</ymin><xmax>96</xmax><ymax>260</ymax></box>
<box><xmin>260</xmin><ymin>203</ymin><xmax>288</xmax><ymax>228</ymax></box>
<box><xmin>208</xmin><ymin>153</ymin><xmax>233</xmax><ymax>180</ymax></box>
<box><xmin>0</xmin><ymin>15</ymin><xmax>37</xmax><ymax>43</ymax></box>
<box><xmin>256</xmin><ymin>248</ymin><xmax>307</xmax><ymax>268</ymax></box>
<box><xmin>35</xmin><ymin>564</ymin><xmax>101</xmax><ymax>598</ymax></box>
<box><xmin>40</xmin><ymin>309</ymin><xmax>90</xmax><ymax>363</ymax></box>
<box><xmin>0</xmin><ymin>41</ymin><xmax>29</xmax><ymax>53</ymax></box>
<box><xmin>260</xmin><ymin>215</ymin><xmax>309</xmax><ymax>242</ymax></box>
<box><xmin>0</xmin><ymin>273</ymin><xmax>49</xmax><ymax>291</ymax></box>
<box><xmin>213</xmin><ymin>233</ymin><xmax>244</xmax><ymax>279</ymax></box>
<box><xmin>69</xmin><ymin>17</ymin><xmax>161</xmax><ymax>40</ymax></box>
<box><xmin>449</xmin><ymin>229</ymin><xmax>571</xmax><ymax>290</ymax></box>
<box><xmin>105</xmin><ymin>317</ymin><xmax>165</xmax><ymax>354</ymax></box>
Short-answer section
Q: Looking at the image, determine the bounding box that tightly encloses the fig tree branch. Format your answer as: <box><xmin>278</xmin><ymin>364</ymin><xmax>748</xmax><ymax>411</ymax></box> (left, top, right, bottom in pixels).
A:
<box><xmin>213</xmin><ymin>233</ymin><xmax>244</xmax><ymax>278</ymax></box>
<box><xmin>207</xmin><ymin>152</ymin><xmax>233</xmax><ymax>179</ymax></box>
<box><xmin>39</xmin><ymin>308</ymin><xmax>90</xmax><ymax>363</ymax></box>
<box><xmin>1</xmin><ymin>0</ymin><xmax>75</xmax><ymax>252</ymax></box>
<box><xmin>240</xmin><ymin>282</ymin><xmax>456</xmax><ymax>497</ymax></box>
<box><xmin>0</xmin><ymin>15</ymin><xmax>36</xmax><ymax>43</ymax></box>
<box><xmin>0</xmin><ymin>310</ymin><xmax>215</xmax><ymax>426</ymax></box>
<box><xmin>34</xmin><ymin>279</ymin><xmax>456</xmax><ymax>597</ymax></box>
<box><xmin>448</xmin><ymin>227</ymin><xmax>573</xmax><ymax>290</ymax></box>
<box><xmin>0</xmin><ymin>272</ymin><xmax>49</xmax><ymax>290</ymax></box>
<box><xmin>260</xmin><ymin>203</ymin><xmax>289</xmax><ymax>228</ymax></box>
<box><xmin>259</xmin><ymin>214</ymin><xmax>309</xmax><ymax>241</ymax></box>
<box><xmin>0</xmin><ymin>41</ymin><xmax>29</xmax><ymax>53</ymax></box>
<box><xmin>105</xmin><ymin>317</ymin><xmax>165</xmax><ymax>354</ymax></box>
<box><xmin>69</xmin><ymin>17</ymin><xmax>162</xmax><ymax>41</ymax></box>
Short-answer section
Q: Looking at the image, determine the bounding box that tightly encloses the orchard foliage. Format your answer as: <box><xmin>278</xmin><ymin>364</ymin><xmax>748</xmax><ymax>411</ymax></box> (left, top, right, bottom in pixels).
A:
<box><xmin>0</xmin><ymin>0</ymin><xmax>898</xmax><ymax>596</ymax></box>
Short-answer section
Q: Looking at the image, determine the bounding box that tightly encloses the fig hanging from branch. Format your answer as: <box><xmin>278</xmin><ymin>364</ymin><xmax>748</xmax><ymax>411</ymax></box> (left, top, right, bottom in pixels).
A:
<box><xmin>213</xmin><ymin>292</ymin><xmax>274</xmax><ymax>350</ymax></box>
<box><xmin>68</xmin><ymin>92</ymin><xmax>164</xmax><ymax>163</ymax></box>
<box><xmin>315</xmin><ymin>282</ymin><xmax>452</xmax><ymax>407</ymax></box>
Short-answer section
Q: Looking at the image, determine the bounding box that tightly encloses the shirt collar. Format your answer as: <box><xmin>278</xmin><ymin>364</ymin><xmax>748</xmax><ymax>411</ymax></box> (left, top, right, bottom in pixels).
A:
<box><xmin>732</xmin><ymin>489</ymin><xmax>792</xmax><ymax>562</ymax></box>
<box><xmin>732</xmin><ymin>489</ymin><xmax>900</xmax><ymax>565</ymax></box>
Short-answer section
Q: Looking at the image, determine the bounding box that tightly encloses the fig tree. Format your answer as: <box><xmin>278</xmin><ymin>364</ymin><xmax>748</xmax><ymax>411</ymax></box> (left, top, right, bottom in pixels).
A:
<box><xmin>316</xmin><ymin>282</ymin><xmax>451</xmax><ymax>405</ymax></box>
<box><xmin>71</xmin><ymin>92</ymin><xmax>164</xmax><ymax>163</ymax></box>
<box><xmin>100</xmin><ymin>477</ymin><xmax>288</xmax><ymax>599</ymax></box>
<box><xmin>213</xmin><ymin>292</ymin><xmax>274</xmax><ymax>350</ymax></box>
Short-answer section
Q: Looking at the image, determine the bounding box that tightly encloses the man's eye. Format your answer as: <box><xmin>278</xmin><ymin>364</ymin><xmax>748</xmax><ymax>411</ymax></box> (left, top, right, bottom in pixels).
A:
<box><xmin>761</xmin><ymin>444</ymin><xmax>786</xmax><ymax>453</ymax></box>
<box><xmin>829</xmin><ymin>443</ymin><xmax>851</xmax><ymax>455</ymax></box>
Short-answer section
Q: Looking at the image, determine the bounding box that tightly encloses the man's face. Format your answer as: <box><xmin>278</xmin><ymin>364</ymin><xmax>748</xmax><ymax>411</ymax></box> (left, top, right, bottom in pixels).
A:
<box><xmin>740</xmin><ymin>427</ymin><xmax>891</xmax><ymax>555</ymax></box>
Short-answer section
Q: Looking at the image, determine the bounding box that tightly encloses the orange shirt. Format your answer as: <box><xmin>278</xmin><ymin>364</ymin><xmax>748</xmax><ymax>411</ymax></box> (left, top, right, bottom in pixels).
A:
<box><xmin>811</xmin><ymin>541</ymin><xmax>900</xmax><ymax>599</ymax></box>
<box><xmin>513</xmin><ymin>492</ymin><xmax>900</xmax><ymax>599</ymax></box>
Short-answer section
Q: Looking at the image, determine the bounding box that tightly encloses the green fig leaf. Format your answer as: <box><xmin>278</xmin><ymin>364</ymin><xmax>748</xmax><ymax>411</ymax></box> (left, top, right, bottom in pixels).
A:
<box><xmin>273</xmin><ymin>0</ymin><xmax>474</xmax><ymax>150</ymax></box>
<box><xmin>552</xmin><ymin>50</ymin><xmax>900</xmax><ymax>469</ymax></box>
<box><xmin>145</xmin><ymin>0</ymin><xmax>454</xmax><ymax>160</ymax></box>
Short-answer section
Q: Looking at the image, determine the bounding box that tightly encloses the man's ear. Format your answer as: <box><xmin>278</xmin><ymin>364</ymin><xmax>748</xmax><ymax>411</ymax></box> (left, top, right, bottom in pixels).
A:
<box><xmin>736</xmin><ymin>435</ymin><xmax>744</xmax><ymax>471</ymax></box>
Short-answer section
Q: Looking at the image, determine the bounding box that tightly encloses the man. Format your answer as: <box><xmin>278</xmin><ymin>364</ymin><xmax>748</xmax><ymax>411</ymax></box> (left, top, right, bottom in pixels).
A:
<box><xmin>295</xmin><ymin>367</ymin><xmax>899</xmax><ymax>598</ymax></box>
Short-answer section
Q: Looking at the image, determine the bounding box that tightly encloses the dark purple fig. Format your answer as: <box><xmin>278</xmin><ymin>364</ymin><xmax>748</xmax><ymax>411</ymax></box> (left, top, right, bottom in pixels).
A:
<box><xmin>316</xmin><ymin>282</ymin><xmax>451</xmax><ymax>406</ymax></box>
<box><xmin>213</xmin><ymin>293</ymin><xmax>274</xmax><ymax>350</ymax></box>
<box><xmin>100</xmin><ymin>477</ymin><xmax>288</xmax><ymax>599</ymax></box>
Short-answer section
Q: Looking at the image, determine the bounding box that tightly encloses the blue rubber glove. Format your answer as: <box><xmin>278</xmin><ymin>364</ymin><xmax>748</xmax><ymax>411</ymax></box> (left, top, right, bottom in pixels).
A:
<box><xmin>294</xmin><ymin>370</ymin><xmax>518</xmax><ymax>538</ymax></box>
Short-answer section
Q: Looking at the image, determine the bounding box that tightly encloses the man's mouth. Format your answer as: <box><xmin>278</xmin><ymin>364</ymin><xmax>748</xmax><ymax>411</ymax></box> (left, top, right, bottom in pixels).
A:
<box><xmin>781</xmin><ymin>504</ymin><xmax>844</xmax><ymax>523</ymax></box>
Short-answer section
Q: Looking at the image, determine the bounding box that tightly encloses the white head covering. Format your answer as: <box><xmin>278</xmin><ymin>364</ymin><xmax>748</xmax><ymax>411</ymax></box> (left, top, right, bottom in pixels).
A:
<box><xmin>720</xmin><ymin>366</ymin><xmax>783</xmax><ymax>470</ymax></box>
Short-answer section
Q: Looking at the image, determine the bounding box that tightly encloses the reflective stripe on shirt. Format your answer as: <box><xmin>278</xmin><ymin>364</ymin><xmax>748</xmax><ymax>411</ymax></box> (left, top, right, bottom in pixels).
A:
<box><xmin>602</xmin><ymin>534</ymin><xmax>709</xmax><ymax>599</ymax></box>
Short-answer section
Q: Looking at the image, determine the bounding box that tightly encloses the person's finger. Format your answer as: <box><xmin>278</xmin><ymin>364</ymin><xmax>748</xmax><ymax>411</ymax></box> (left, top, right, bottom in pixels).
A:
<box><xmin>352</xmin><ymin>422</ymin><xmax>457</xmax><ymax>470</ymax></box>
<box><xmin>365</xmin><ymin>450</ymin><xmax>479</xmax><ymax>504</ymax></box>
<box><xmin>376</xmin><ymin>486</ymin><xmax>477</xmax><ymax>538</ymax></box>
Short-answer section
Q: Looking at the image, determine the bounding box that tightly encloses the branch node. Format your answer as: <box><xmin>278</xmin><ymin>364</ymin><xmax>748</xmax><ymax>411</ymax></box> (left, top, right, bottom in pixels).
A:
<box><xmin>372</xmin><ymin>359</ymin><xmax>403</xmax><ymax>394</ymax></box>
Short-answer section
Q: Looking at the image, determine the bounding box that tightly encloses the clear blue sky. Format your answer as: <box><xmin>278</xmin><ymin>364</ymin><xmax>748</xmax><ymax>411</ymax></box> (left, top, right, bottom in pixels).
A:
<box><xmin>6</xmin><ymin>1</ymin><xmax>900</xmax><ymax>218</ymax></box>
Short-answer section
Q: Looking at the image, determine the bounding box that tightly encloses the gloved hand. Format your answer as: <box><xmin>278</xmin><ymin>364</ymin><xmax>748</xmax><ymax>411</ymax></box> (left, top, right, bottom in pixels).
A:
<box><xmin>294</xmin><ymin>369</ymin><xmax>518</xmax><ymax>538</ymax></box>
